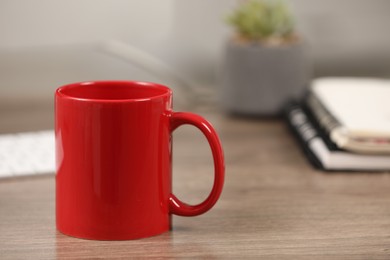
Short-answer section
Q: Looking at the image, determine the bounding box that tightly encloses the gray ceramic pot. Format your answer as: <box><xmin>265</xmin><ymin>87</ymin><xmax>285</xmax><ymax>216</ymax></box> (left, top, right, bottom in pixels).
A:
<box><xmin>220</xmin><ymin>40</ymin><xmax>309</xmax><ymax>116</ymax></box>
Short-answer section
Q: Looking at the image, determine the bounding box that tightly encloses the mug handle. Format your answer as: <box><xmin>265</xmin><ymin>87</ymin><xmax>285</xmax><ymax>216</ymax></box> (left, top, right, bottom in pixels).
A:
<box><xmin>169</xmin><ymin>112</ymin><xmax>225</xmax><ymax>216</ymax></box>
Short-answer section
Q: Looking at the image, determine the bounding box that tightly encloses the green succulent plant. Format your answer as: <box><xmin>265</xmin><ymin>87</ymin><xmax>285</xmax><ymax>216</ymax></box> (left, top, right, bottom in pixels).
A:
<box><xmin>227</xmin><ymin>0</ymin><xmax>295</xmax><ymax>43</ymax></box>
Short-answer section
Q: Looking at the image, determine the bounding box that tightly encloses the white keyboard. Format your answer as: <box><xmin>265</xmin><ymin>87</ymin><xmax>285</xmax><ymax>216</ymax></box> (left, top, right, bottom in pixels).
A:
<box><xmin>0</xmin><ymin>130</ymin><xmax>55</xmax><ymax>179</ymax></box>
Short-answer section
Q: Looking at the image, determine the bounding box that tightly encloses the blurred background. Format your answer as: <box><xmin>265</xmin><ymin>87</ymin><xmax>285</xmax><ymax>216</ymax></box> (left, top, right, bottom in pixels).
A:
<box><xmin>1</xmin><ymin>0</ymin><xmax>390</xmax><ymax>130</ymax></box>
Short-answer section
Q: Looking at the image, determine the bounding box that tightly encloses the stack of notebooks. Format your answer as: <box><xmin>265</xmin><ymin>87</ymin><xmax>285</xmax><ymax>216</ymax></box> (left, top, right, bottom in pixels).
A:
<box><xmin>285</xmin><ymin>77</ymin><xmax>390</xmax><ymax>171</ymax></box>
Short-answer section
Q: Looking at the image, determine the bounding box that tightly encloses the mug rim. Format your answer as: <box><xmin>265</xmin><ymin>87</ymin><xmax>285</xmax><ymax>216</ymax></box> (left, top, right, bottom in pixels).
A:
<box><xmin>56</xmin><ymin>81</ymin><xmax>172</xmax><ymax>103</ymax></box>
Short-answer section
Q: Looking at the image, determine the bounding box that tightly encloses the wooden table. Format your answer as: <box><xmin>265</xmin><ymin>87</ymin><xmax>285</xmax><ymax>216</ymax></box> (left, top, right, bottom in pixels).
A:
<box><xmin>1</xmin><ymin>105</ymin><xmax>390</xmax><ymax>259</ymax></box>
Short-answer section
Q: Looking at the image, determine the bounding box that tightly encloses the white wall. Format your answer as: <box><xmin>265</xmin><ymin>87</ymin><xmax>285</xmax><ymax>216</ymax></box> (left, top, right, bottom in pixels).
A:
<box><xmin>168</xmin><ymin>0</ymin><xmax>390</xmax><ymax>80</ymax></box>
<box><xmin>0</xmin><ymin>0</ymin><xmax>174</xmax><ymax>51</ymax></box>
<box><xmin>0</xmin><ymin>0</ymin><xmax>176</xmax><ymax>100</ymax></box>
<box><xmin>291</xmin><ymin>0</ymin><xmax>390</xmax><ymax>76</ymax></box>
<box><xmin>1</xmin><ymin>0</ymin><xmax>390</xmax><ymax>101</ymax></box>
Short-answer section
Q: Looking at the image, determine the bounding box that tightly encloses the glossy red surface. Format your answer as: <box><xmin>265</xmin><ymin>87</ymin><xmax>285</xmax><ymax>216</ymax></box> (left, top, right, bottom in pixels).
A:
<box><xmin>55</xmin><ymin>81</ymin><xmax>224</xmax><ymax>240</ymax></box>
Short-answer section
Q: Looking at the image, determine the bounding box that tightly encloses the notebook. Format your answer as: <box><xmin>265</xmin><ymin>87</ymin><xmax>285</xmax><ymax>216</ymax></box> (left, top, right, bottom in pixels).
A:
<box><xmin>285</xmin><ymin>103</ymin><xmax>390</xmax><ymax>171</ymax></box>
<box><xmin>308</xmin><ymin>77</ymin><xmax>390</xmax><ymax>154</ymax></box>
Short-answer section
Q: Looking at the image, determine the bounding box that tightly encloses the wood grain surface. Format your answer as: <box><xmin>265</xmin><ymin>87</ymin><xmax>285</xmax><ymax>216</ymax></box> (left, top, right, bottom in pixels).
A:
<box><xmin>1</xmin><ymin>105</ymin><xmax>390</xmax><ymax>259</ymax></box>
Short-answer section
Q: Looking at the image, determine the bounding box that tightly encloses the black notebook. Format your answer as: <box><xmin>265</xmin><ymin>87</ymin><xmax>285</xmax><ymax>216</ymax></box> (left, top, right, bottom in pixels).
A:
<box><xmin>284</xmin><ymin>103</ymin><xmax>390</xmax><ymax>172</ymax></box>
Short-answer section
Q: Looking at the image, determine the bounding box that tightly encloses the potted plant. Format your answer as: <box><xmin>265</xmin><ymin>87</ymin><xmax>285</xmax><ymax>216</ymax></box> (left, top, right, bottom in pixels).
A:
<box><xmin>220</xmin><ymin>0</ymin><xmax>310</xmax><ymax>116</ymax></box>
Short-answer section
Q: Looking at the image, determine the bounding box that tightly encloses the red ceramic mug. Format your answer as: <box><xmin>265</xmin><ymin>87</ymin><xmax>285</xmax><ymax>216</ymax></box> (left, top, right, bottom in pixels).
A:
<box><xmin>55</xmin><ymin>81</ymin><xmax>224</xmax><ymax>240</ymax></box>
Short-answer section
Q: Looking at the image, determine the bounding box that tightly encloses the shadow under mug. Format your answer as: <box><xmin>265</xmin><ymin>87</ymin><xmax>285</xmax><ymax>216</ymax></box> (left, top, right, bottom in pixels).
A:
<box><xmin>55</xmin><ymin>81</ymin><xmax>225</xmax><ymax>240</ymax></box>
